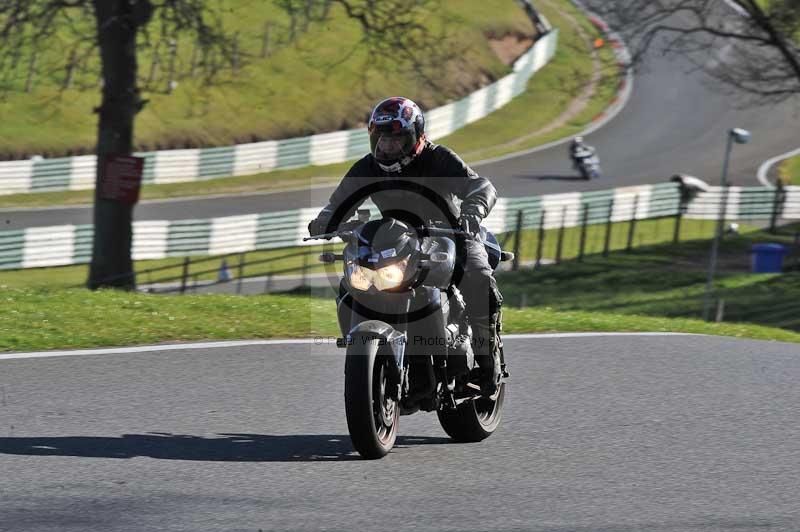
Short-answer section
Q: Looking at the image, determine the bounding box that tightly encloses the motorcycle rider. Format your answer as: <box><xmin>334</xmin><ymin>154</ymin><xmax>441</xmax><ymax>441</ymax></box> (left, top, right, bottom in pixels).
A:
<box><xmin>308</xmin><ymin>97</ymin><xmax>504</xmax><ymax>394</ymax></box>
<box><xmin>569</xmin><ymin>136</ymin><xmax>596</xmax><ymax>163</ymax></box>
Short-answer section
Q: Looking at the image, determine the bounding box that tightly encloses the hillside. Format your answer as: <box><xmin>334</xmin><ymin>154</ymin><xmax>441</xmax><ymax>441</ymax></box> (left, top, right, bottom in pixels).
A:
<box><xmin>0</xmin><ymin>0</ymin><xmax>536</xmax><ymax>159</ymax></box>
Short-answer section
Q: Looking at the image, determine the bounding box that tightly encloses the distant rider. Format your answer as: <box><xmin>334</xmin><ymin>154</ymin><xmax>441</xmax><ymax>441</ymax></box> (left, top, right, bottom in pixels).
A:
<box><xmin>569</xmin><ymin>136</ymin><xmax>596</xmax><ymax>164</ymax></box>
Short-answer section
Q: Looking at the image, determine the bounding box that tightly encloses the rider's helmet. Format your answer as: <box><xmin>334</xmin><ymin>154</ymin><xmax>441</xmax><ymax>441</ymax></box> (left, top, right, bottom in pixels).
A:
<box><xmin>570</xmin><ymin>136</ymin><xmax>585</xmax><ymax>155</ymax></box>
<box><xmin>368</xmin><ymin>97</ymin><xmax>426</xmax><ymax>173</ymax></box>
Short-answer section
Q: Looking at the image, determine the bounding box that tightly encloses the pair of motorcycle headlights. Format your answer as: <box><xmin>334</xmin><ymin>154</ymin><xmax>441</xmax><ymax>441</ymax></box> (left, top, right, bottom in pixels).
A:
<box><xmin>346</xmin><ymin>258</ymin><xmax>409</xmax><ymax>291</ymax></box>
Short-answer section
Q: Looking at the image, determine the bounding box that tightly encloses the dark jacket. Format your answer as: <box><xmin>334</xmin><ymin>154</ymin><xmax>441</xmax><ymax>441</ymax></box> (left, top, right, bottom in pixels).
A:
<box><xmin>316</xmin><ymin>142</ymin><xmax>497</xmax><ymax>227</ymax></box>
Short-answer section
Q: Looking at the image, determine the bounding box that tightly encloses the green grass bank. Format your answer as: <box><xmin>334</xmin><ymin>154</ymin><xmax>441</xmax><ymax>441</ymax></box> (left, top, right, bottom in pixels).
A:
<box><xmin>779</xmin><ymin>156</ymin><xmax>800</xmax><ymax>186</ymax></box>
<box><xmin>0</xmin><ymin>0</ymin><xmax>528</xmax><ymax>158</ymax></box>
<box><xmin>0</xmin><ymin>0</ymin><xmax>622</xmax><ymax>208</ymax></box>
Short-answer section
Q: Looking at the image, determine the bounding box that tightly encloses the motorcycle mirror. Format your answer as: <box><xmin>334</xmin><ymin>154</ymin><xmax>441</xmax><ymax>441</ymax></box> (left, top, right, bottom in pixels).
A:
<box><xmin>357</xmin><ymin>209</ymin><xmax>371</xmax><ymax>222</ymax></box>
<box><xmin>318</xmin><ymin>253</ymin><xmax>339</xmax><ymax>263</ymax></box>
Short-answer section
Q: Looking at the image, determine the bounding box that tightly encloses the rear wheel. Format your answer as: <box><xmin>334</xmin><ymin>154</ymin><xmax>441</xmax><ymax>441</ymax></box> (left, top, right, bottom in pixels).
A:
<box><xmin>437</xmin><ymin>381</ymin><xmax>505</xmax><ymax>442</ymax></box>
<box><xmin>344</xmin><ymin>338</ymin><xmax>399</xmax><ymax>459</ymax></box>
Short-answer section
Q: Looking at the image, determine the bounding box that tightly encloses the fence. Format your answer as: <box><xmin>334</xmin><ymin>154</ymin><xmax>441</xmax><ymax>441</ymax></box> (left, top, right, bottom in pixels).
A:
<box><xmin>0</xmin><ymin>30</ymin><xmax>560</xmax><ymax>196</ymax></box>
<box><xmin>2</xmin><ymin>182</ymin><xmax>798</xmax><ymax>273</ymax></box>
<box><xmin>134</xmin><ymin>248</ymin><xmax>326</xmax><ymax>295</ymax></box>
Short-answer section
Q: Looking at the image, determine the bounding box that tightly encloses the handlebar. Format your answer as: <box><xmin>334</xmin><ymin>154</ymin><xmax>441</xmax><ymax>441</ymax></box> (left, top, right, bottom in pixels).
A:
<box><xmin>420</xmin><ymin>226</ymin><xmax>472</xmax><ymax>239</ymax></box>
<box><xmin>303</xmin><ymin>220</ymin><xmax>362</xmax><ymax>241</ymax></box>
<box><xmin>304</xmin><ymin>220</ymin><xmax>476</xmax><ymax>242</ymax></box>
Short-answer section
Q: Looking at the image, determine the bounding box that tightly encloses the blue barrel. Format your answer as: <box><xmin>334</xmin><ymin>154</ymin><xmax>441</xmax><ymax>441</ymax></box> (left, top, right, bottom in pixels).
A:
<box><xmin>750</xmin><ymin>243</ymin><xmax>788</xmax><ymax>273</ymax></box>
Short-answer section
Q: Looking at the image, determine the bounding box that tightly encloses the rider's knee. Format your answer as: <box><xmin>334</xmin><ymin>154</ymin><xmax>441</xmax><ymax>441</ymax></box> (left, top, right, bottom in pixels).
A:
<box><xmin>460</xmin><ymin>269</ymin><xmax>503</xmax><ymax>320</ymax></box>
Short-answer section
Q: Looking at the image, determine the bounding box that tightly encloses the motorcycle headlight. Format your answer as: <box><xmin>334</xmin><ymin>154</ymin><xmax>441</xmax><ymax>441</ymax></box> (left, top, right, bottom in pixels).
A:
<box><xmin>375</xmin><ymin>259</ymin><xmax>408</xmax><ymax>290</ymax></box>
<box><xmin>346</xmin><ymin>258</ymin><xmax>409</xmax><ymax>291</ymax></box>
<box><xmin>347</xmin><ymin>263</ymin><xmax>372</xmax><ymax>291</ymax></box>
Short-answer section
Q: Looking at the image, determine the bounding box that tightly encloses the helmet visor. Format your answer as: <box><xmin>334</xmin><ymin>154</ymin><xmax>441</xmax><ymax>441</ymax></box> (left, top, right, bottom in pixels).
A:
<box><xmin>369</xmin><ymin>123</ymin><xmax>417</xmax><ymax>164</ymax></box>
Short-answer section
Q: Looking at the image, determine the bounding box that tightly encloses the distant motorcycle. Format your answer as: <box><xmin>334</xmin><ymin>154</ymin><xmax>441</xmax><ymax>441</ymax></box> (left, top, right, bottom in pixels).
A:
<box><xmin>306</xmin><ymin>216</ymin><xmax>513</xmax><ymax>459</ymax></box>
<box><xmin>572</xmin><ymin>147</ymin><xmax>602</xmax><ymax>180</ymax></box>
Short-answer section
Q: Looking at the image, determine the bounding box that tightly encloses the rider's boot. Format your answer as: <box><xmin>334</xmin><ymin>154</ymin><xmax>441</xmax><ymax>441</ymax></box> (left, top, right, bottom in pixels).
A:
<box><xmin>472</xmin><ymin>318</ymin><xmax>501</xmax><ymax>396</ymax></box>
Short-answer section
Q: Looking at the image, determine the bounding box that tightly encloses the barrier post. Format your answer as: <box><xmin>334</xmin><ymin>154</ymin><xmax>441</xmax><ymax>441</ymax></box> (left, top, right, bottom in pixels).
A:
<box><xmin>535</xmin><ymin>210</ymin><xmax>546</xmax><ymax>269</ymax></box>
<box><xmin>673</xmin><ymin>192</ymin><xmax>685</xmax><ymax>244</ymax></box>
<box><xmin>603</xmin><ymin>198</ymin><xmax>614</xmax><ymax>257</ymax></box>
<box><xmin>626</xmin><ymin>194</ymin><xmax>639</xmax><ymax>252</ymax></box>
<box><xmin>555</xmin><ymin>205</ymin><xmax>567</xmax><ymax>264</ymax></box>
<box><xmin>715</xmin><ymin>298</ymin><xmax>725</xmax><ymax>323</ymax></box>
<box><xmin>769</xmin><ymin>180</ymin><xmax>785</xmax><ymax>234</ymax></box>
<box><xmin>179</xmin><ymin>257</ymin><xmax>189</xmax><ymax>294</ymax></box>
<box><xmin>578</xmin><ymin>203</ymin><xmax>589</xmax><ymax>262</ymax></box>
<box><xmin>236</xmin><ymin>252</ymin><xmax>245</xmax><ymax>294</ymax></box>
<box><xmin>512</xmin><ymin>210</ymin><xmax>523</xmax><ymax>271</ymax></box>
<box><xmin>264</xmin><ymin>273</ymin><xmax>273</xmax><ymax>294</ymax></box>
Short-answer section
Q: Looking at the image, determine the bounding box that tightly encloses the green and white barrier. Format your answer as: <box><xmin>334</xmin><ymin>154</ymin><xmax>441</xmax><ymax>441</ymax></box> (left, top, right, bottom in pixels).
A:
<box><xmin>3</xmin><ymin>183</ymin><xmax>798</xmax><ymax>271</ymax></box>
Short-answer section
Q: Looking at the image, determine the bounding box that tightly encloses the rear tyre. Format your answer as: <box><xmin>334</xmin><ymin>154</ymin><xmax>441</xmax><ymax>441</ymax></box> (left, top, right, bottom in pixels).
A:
<box><xmin>437</xmin><ymin>381</ymin><xmax>505</xmax><ymax>442</ymax></box>
<box><xmin>344</xmin><ymin>338</ymin><xmax>399</xmax><ymax>459</ymax></box>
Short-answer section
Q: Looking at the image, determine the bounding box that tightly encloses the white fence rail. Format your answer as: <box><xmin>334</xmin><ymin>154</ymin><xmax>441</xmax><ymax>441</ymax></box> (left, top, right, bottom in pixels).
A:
<box><xmin>2</xmin><ymin>183</ymin><xmax>797</xmax><ymax>271</ymax></box>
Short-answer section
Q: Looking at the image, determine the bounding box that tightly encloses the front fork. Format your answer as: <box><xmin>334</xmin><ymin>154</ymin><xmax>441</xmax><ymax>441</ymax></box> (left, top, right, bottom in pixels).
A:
<box><xmin>497</xmin><ymin>309</ymin><xmax>509</xmax><ymax>379</ymax></box>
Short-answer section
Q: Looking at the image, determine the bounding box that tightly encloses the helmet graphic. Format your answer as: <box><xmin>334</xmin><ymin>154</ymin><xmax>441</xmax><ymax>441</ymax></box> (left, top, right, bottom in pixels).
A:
<box><xmin>368</xmin><ymin>97</ymin><xmax>426</xmax><ymax>172</ymax></box>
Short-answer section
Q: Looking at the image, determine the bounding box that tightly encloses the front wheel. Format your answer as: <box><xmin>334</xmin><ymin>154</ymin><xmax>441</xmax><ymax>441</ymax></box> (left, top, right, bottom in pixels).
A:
<box><xmin>437</xmin><ymin>381</ymin><xmax>505</xmax><ymax>442</ymax></box>
<box><xmin>344</xmin><ymin>338</ymin><xmax>399</xmax><ymax>459</ymax></box>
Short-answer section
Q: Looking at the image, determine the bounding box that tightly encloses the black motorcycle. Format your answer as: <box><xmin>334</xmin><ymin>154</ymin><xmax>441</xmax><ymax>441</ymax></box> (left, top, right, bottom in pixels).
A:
<box><xmin>306</xmin><ymin>215</ymin><xmax>513</xmax><ymax>459</ymax></box>
<box><xmin>571</xmin><ymin>148</ymin><xmax>602</xmax><ymax>180</ymax></box>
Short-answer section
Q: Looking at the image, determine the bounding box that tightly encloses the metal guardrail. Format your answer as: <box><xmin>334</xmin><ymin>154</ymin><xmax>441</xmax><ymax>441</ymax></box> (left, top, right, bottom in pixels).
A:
<box><xmin>0</xmin><ymin>30</ymin><xmax>560</xmax><ymax>195</ymax></box>
<box><xmin>2</xmin><ymin>182</ymin><xmax>798</xmax><ymax>272</ymax></box>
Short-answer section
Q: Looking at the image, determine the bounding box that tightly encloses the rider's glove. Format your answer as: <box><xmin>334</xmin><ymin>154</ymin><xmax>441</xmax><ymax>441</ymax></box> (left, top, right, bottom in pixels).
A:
<box><xmin>308</xmin><ymin>216</ymin><xmax>331</xmax><ymax>236</ymax></box>
<box><xmin>459</xmin><ymin>204</ymin><xmax>486</xmax><ymax>238</ymax></box>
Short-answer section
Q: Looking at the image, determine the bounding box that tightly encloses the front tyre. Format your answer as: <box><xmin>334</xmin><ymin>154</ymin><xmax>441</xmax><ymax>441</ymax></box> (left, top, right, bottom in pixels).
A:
<box><xmin>437</xmin><ymin>381</ymin><xmax>505</xmax><ymax>442</ymax></box>
<box><xmin>344</xmin><ymin>338</ymin><xmax>399</xmax><ymax>459</ymax></box>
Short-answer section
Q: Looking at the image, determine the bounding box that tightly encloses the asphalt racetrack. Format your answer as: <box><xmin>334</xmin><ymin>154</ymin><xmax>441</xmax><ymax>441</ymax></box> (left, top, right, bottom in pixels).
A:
<box><xmin>1</xmin><ymin>334</ymin><xmax>799</xmax><ymax>531</ymax></box>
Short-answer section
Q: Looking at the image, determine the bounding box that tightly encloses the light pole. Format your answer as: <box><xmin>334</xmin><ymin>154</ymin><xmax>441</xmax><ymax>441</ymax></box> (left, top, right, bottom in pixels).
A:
<box><xmin>702</xmin><ymin>128</ymin><xmax>751</xmax><ymax>321</ymax></box>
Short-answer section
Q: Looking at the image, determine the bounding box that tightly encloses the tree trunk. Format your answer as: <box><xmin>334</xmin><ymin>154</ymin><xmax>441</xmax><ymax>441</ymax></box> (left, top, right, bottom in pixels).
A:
<box><xmin>87</xmin><ymin>0</ymin><xmax>150</xmax><ymax>290</ymax></box>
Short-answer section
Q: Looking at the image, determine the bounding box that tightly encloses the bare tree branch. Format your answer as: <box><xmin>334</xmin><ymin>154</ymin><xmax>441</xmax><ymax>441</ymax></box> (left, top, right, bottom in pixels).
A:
<box><xmin>594</xmin><ymin>0</ymin><xmax>800</xmax><ymax>105</ymax></box>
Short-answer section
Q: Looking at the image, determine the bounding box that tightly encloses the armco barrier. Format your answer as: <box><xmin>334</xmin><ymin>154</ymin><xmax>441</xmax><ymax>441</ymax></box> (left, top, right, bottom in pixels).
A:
<box><xmin>2</xmin><ymin>183</ymin><xmax>798</xmax><ymax>271</ymax></box>
<box><xmin>0</xmin><ymin>30</ymin><xmax>559</xmax><ymax>196</ymax></box>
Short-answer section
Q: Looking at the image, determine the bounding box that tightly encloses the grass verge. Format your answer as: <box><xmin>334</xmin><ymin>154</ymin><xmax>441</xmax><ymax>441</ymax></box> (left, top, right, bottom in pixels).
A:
<box><xmin>2</xmin><ymin>223</ymin><xmax>799</xmax><ymax>352</ymax></box>
<box><xmin>779</xmin><ymin>155</ymin><xmax>800</xmax><ymax>186</ymax></box>
<box><xmin>0</xmin><ymin>0</ymin><xmax>622</xmax><ymax>209</ymax></box>
<box><xmin>2</xmin><ymin>286</ymin><xmax>798</xmax><ymax>353</ymax></box>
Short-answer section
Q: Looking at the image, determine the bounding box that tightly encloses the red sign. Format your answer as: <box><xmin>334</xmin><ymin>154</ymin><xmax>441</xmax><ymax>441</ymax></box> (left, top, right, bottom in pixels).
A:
<box><xmin>99</xmin><ymin>154</ymin><xmax>144</xmax><ymax>204</ymax></box>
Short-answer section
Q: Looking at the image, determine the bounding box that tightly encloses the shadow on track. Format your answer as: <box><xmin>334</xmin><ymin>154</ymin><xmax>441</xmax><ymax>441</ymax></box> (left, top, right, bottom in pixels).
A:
<box><xmin>0</xmin><ymin>433</ymin><xmax>451</xmax><ymax>462</ymax></box>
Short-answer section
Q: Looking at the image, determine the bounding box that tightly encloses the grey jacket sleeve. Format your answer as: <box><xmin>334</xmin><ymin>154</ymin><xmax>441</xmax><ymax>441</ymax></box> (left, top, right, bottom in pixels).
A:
<box><xmin>313</xmin><ymin>158</ymin><xmax>371</xmax><ymax>223</ymax></box>
<box><xmin>434</xmin><ymin>145</ymin><xmax>497</xmax><ymax>218</ymax></box>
